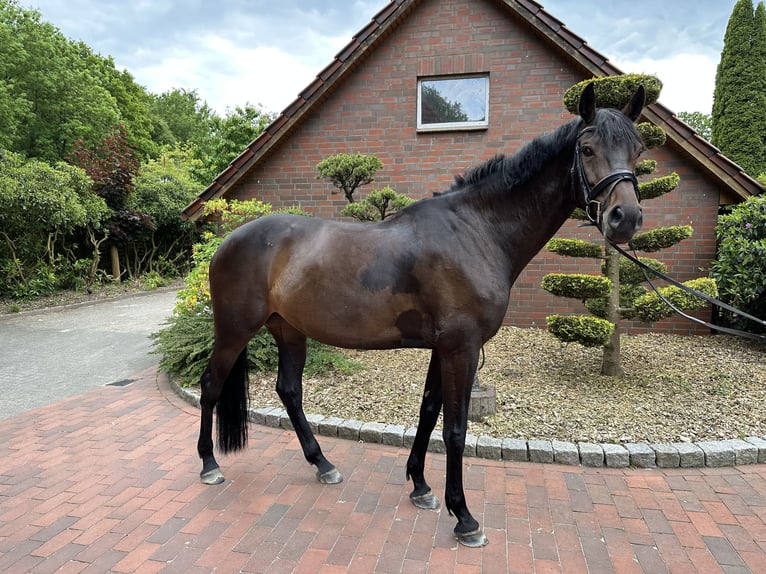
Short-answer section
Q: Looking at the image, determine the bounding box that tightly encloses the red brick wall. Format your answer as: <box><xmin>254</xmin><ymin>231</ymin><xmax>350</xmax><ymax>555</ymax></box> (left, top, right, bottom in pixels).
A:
<box><xmin>229</xmin><ymin>0</ymin><xmax>719</xmax><ymax>336</ymax></box>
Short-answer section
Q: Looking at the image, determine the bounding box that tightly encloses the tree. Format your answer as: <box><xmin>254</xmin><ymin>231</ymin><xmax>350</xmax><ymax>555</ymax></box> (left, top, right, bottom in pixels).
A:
<box><xmin>0</xmin><ymin>151</ymin><xmax>109</xmax><ymax>297</ymax></box>
<box><xmin>677</xmin><ymin>111</ymin><xmax>712</xmax><ymax>142</ymax></box>
<box><xmin>130</xmin><ymin>145</ymin><xmax>202</xmax><ymax>276</ymax></box>
<box><xmin>67</xmin><ymin>125</ymin><xmax>149</xmax><ymax>282</ymax></box>
<box><xmin>190</xmin><ymin>103</ymin><xmax>274</xmax><ymax>185</ymax></box>
<box><xmin>712</xmin><ymin>0</ymin><xmax>766</xmax><ymax>177</ymax></box>
<box><xmin>150</xmin><ymin>88</ymin><xmax>214</xmax><ymax>148</ymax></box>
<box><xmin>542</xmin><ymin>75</ymin><xmax>717</xmax><ymax>376</ymax></box>
<box><xmin>341</xmin><ymin>186</ymin><xmax>414</xmax><ymax>221</ymax></box>
<box><xmin>316</xmin><ymin>153</ymin><xmax>384</xmax><ymax>203</ymax></box>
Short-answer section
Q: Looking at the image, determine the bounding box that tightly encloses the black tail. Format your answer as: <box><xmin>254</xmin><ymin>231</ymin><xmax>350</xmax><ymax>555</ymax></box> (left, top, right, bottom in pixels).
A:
<box><xmin>216</xmin><ymin>349</ymin><xmax>250</xmax><ymax>453</ymax></box>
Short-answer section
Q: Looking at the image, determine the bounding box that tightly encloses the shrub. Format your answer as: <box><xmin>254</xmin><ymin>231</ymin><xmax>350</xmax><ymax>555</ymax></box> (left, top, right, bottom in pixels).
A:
<box><xmin>546</xmin><ymin>315</ymin><xmax>614</xmax><ymax>347</ymax></box>
<box><xmin>341</xmin><ymin>186</ymin><xmax>414</xmax><ymax>221</ymax></box>
<box><xmin>546</xmin><ymin>238</ymin><xmax>603</xmax><ymax>258</ymax></box>
<box><xmin>630</xmin><ymin>225</ymin><xmax>693</xmax><ymax>252</ymax></box>
<box><xmin>563</xmin><ymin>74</ymin><xmax>662</xmax><ymax>113</ymax></box>
<box><xmin>541</xmin><ymin>273</ymin><xmax>612</xmax><ymax>299</ymax></box>
<box><xmin>712</xmin><ymin>195</ymin><xmax>766</xmax><ymax>332</ymax></box>
<box><xmin>639</xmin><ymin>173</ymin><xmax>680</xmax><ymax>201</ymax></box>
<box><xmin>632</xmin><ymin>278</ymin><xmax>718</xmax><ymax>324</ymax></box>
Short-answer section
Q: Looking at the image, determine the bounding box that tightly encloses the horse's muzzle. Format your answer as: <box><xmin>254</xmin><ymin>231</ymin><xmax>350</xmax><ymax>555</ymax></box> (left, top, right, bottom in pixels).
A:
<box><xmin>603</xmin><ymin>203</ymin><xmax>643</xmax><ymax>245</ymax></box>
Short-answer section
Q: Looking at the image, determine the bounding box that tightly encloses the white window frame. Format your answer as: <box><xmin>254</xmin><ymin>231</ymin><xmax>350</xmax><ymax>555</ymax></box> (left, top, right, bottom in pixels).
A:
<box><xmin>416</xmin><ymin>74</ymin><xmax>490</xmax><ymax>131</ymax></box>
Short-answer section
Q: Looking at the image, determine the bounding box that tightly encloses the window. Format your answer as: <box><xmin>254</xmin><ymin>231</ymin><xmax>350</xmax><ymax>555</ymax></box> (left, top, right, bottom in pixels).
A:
<box><xmin>417</xmin><ymin>75</ymin><xmax>489</xmax><ymax>131</ymax></box>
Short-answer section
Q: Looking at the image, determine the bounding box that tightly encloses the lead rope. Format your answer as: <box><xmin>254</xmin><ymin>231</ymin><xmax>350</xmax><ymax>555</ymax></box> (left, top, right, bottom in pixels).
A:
<box><xmin>611</xmin><ymin>242</ymin><xmax>766</xmax><ymax>343</ymax></box>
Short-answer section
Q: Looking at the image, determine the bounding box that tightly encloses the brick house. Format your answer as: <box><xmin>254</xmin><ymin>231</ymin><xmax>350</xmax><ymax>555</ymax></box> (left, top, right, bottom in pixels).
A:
<box><xmin>182</xmin><ymin>0</ymin><xmax>763</xmax><ymax>335</ymax></box>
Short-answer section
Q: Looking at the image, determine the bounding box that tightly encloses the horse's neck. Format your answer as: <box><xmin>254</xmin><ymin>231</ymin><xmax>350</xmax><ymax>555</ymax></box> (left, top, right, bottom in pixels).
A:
<box><xmin>480</xmin><ymin>153</ymin><xmax>577</xmax><ymax>279</ymax></box>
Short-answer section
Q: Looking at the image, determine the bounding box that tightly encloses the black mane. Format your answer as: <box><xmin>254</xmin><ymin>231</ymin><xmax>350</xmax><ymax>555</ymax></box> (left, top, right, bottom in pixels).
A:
<box><xmin>445</xmin><ymin>107</ymin><xmax>641</xmax><ymax>195</ymax></box>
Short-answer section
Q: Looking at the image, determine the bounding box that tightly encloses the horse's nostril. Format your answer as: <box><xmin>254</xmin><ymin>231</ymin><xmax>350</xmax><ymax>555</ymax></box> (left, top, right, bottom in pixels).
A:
<box><xmin>609</xmin><ymin>206</ymin><xmax>625</xmax><ymax>226</ymax></box>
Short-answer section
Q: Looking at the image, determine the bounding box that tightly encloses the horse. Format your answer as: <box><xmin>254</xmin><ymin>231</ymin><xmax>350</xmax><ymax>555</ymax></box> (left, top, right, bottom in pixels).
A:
<box><xmin>194</xmin><ymin>82</ymin><xmax>646</xmax><ymax>547</ymax></box>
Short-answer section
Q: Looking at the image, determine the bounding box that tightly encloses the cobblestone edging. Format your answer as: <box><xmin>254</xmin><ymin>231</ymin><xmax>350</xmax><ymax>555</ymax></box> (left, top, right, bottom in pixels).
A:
<box><xmin>170</xmin><ymin>380</ymin><xmax>766</xmax><ymax>469</ymax></box>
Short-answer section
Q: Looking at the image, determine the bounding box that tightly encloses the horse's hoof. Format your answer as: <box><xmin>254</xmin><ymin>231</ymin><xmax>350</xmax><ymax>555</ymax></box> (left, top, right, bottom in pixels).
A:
<box><xmin>200</xmin><ymin>467</ymin><xmax>225</xmax><ymax>485</ymax></box>
<box><xmin>317</xmin><ymin>467</ymin><xmax>343</xmax><ymax>484</ymax></box>
<box><xmin>410</xmin><ymin>490</ymin><xmax>440</xmax><ymax>510</ymax></box>
<box><xmin>455</xmin><ymin>528</ymin><xmax>489</xmax><ymax>548</ymax></box>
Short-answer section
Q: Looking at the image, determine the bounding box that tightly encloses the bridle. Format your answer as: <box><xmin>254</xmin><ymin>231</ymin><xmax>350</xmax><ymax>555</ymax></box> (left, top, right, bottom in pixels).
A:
<box><xmin>571</xmin><ymin>126</ymin><xmax>641</xmax><ymax>228</ymax></box>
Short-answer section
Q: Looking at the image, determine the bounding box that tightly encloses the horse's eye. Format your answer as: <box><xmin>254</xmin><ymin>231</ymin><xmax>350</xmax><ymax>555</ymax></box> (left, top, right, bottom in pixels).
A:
<box><xmin>581</xmin><ymin>146</ymin><xmax>594</xmax><ymax>157</ymax></box>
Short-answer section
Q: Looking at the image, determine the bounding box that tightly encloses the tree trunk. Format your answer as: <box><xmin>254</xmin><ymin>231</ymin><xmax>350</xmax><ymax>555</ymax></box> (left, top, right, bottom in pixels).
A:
<box><xmin>601</xmin><ymin>242</ymin><xmax>623</xmax><ymax>377</ymax></box>
<box><xmin>110</xmin><ymin>244</ymin><xmax>121</xmax><ymax>284</ymax></box>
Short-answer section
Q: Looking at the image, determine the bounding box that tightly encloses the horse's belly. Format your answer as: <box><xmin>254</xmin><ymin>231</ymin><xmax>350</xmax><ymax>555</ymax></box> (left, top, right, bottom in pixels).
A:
<box><xmin>276</xmin><ymin>295</ymin><xmax>431</xmax><ymax>350</ymax></box>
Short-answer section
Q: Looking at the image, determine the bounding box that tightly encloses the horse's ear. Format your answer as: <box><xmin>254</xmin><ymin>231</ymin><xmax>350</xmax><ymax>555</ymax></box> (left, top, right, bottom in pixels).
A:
<box><xmin>578</xmin><ymin>82</ymin><xmax>597</xmax><ymax>124</ymax></box>
<box><xmin>622</xmin><ymin>85</ymin><xmax>645</xmax><ymax>122</ymax></box>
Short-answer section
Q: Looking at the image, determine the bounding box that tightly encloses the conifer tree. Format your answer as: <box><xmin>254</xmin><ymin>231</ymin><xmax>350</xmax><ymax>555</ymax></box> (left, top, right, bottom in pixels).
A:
<box><xmin>712</xmin><ymin>0</ymin><xmax>766</xmax><ymax>178</ymax></box>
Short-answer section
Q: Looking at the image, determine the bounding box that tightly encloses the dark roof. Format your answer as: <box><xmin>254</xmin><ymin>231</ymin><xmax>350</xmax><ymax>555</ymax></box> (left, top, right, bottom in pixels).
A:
<box><xmin>182</xmin><ymin>0</ymin><xmax>763</xmax><ymax>221</ymax></box>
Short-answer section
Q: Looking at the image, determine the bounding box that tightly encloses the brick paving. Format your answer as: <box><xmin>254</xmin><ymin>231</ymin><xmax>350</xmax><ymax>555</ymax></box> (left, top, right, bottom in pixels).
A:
<box><xmin>2</xmin><ymin>368</ymin><xmax>766</xmax><ymax>573</ymax></box>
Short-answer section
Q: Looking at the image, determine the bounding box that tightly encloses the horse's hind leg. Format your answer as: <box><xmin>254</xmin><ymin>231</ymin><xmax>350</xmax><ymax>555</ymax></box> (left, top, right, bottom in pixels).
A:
<box><xmin>197</xmin><ymin>334</ymin><xmax>251</xmax><ymax>485</ymax></box>
<box><xmin>406</xmin><ymin>350</ymin><xmax>442</xmax><ymax>510</ymax></box>
<box><xmin>267</xmin><ymin>316</ymin><xmax>342</xmax><ymax>484</ymax></box>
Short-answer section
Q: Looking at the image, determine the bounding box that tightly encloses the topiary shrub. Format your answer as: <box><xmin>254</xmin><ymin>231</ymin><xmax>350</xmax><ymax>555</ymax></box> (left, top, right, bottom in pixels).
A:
<box><xmin>632</xmin><ymin>278</ymin><xmax>718</xmax><ymax>323</ymax></box>
<box><xmin>546</xmin><ymin>315</ymin><xmax>615</xmax><ymax>347</ymax></box>
<box><xmin>636</xmin><ymin>123</ymin><xmax>667</xmax><ymax>149</ymax></box>
<box><xmin>563</xmin><ymin>74</ymin><xmax>662</xmax><ymax>113</ymax></box>
<box><xmin>341</xmin><ymin>186</ymin><xmax>414</xmax><ymax>221</ymax></box>
<box><xmin>541</xmin><ymin>273</ymin><xmax>612</xmax><ymax>299</ymax></box>
<box><xmin>639</xmin><ymin>173</ymin><xmax>680</xmax><ymax>201</ymax></box>
<box><xmin>546</xmin><ymin>238</ymin><xmax>604</xmax><ymax>258</ymax></box>
<box><xmin>630</xmin><ymin>225</ymin><xmax>693</xmax><ymax>252</ymax></box>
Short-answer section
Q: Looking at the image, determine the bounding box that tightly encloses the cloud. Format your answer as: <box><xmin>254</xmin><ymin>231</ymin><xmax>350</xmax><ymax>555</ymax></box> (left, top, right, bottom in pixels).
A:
<box><xmin>611</xmin><ymin>53</ymin><xmax>718</xmax><ymax>114</ymax></box>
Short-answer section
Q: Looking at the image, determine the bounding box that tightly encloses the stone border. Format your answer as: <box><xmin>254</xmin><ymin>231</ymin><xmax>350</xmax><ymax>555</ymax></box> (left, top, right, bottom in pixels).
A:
<box><xmin>169</xmin><ymin>379</ymin><xmax>766</xmax><ymax>469</ymax></box>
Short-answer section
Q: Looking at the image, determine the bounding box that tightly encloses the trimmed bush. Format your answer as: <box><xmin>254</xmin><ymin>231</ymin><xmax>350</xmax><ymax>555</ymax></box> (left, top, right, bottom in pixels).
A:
<box><xmin>630</xmin><ymin>225</ymin><xmax>693</xmax><ymax>252</ymax></box>
<box><xmin>637</xmin><ymin>123</ymin><xmax>667</xmax><ymax>149</ymax></box>
<box><xmin>541</xmin><ymin>273</ymin><xmax>612</xmax><ymax>299</ymax></box>
<box><xmin>635</xmin><ymin>159</ymin><xmax>657</xmax><ymax>177</ymax></box>
<box><xmin>604</xmin><ymin>256</ymin><xmax>668</xmax><ymax>285</ymax></box>
<box><xmin>546</xmin><ymin>315</ymin><xmax>615</xmax><ymax>347</ymax></box>
<box><xmin>546</xmin><ymin>238</ymin><xmax>603</xmax><ymax>258</ymax></box>
<box><xmin>639</xmin><ymin>173</ymin><xmax>680</xmax><ymax>201</ymax></box>
<box><xmin>632</xmin><ymin>278</ymin><xmax>718</xmax><ymax>324</ymax></box>
<box><xmin>563</xmin><ymin>74</ymin><xmax>662</xmax><ymax>114</ymax></box>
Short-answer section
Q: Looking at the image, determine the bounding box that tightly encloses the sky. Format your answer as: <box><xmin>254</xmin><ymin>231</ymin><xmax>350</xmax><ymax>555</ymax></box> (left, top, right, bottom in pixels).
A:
<box><xmin>22</xmin><ymin>0</ymin><xmax>739</xmax><ymax>117</ymax></box>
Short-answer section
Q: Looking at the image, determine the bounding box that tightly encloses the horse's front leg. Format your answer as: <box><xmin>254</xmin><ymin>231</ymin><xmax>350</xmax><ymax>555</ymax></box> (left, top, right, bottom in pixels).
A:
<box><xmin>406</xmin><ymin>350</ymin><xmax>442</xmax><ymax>510</ymax></box>
<box><xmin>268</xmin><ymin>318</ymin><xmax>342</xmax><ymax>484</ymax></box>
<box><xmin>441</xmin><ymin>347</ymin><xmax>488</xmax><ymax>547</ymax></box>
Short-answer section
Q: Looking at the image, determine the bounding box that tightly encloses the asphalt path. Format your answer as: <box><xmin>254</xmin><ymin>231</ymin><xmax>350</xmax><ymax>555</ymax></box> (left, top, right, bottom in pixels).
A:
<box><xmin>0</xmin><ymin>288</ymin><xmax>179</xmax><ymax>420</ymax></box>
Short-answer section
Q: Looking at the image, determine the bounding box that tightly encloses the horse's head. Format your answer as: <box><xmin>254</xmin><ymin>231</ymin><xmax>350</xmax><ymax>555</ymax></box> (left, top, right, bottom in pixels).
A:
<box><xmin>574</xmin><ymin>82</ymin><xmax>645</xmax><ymax>244</ymax></box>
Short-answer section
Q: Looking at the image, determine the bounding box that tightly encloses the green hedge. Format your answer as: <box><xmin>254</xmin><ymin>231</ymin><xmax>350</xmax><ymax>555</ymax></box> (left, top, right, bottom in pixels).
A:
<box><xmin>637</xmin><ymin>123</ymin><xmax>666</xmax><ymax>149</ymax></box>
<box><xmin>563</xmin><ymin>74</ymin><xmax>662</xmax><ymax>113</ymax></box>
<box><xmin>635</xmin><ymin>159</ymin><xmax>657</xmax><ymax>177</ymax></box>
<box><xmin>546</xmin><ymin>238</ymin><xmax>603</xmax><ymax>258</ymax></box>
<box><xmin>632</xmin><ymin>278</ymin><xmax>718</xmax><ymax>324</ymax></box>
<box><xmin>639</xmin><ymin>173</ymin><xmax>680</xmax><ymax>201</ymax></box>
<box><xmin>630</xmin><ymin>225</ymin><xmax>693</xmax><ymax>252</ymax></box>
<box><xmin>546</xmin><ymin>315</ymin><xmax>615</xmax><ymax>347</ymax></box>
<box><xmin>603</xmin><ymin>256</ymin><xmax>668</xmax><ymax>285</ymax></box>
<box><xmin>541</xmin><ymin>273</ymin><xmax>612</xmax><ymax>299</ymax></box>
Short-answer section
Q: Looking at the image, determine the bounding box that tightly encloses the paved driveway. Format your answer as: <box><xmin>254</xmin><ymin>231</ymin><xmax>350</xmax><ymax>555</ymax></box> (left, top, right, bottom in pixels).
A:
<box><xmin>2</xmin><ymin>291</ymin><xmax>766</xmax><ymax>572</ymax></box>
<box><xmin>0</xmin><ymin>289</ymin><xmax>178</xmax><ymax>420</ymax></box>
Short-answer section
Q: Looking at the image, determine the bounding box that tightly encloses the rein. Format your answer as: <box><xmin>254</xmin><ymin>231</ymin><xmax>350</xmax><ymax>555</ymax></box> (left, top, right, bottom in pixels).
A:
<box><xmin>611</xmin><ymin>243</ymin><xmax>766</xmax><ymax>343</ymax></box>
<box><xmin>571</xmin><ymin>126</ymin><xmax>641</xmax><ymax>227</ymax></box>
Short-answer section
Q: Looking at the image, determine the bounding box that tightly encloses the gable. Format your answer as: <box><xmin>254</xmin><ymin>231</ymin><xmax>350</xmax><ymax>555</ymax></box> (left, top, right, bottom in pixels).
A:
<box><xmin>182</xmin><ymin>0</ymin><xmax>763</xmax><ymax>221</ymax></box>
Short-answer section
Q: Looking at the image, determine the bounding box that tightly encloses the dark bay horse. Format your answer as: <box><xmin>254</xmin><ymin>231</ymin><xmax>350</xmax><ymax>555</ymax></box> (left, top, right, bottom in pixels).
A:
<box><xmin>195</xmin><ymin>83</ymin><xmax>646</xmax><ymax>547</ymax></box>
